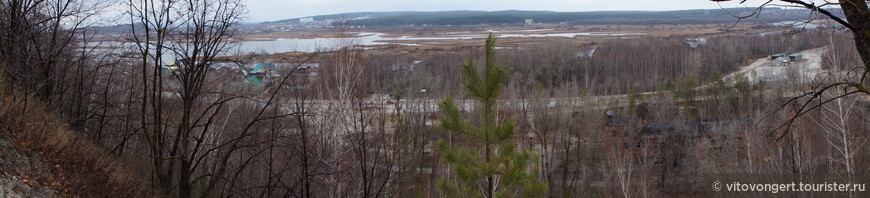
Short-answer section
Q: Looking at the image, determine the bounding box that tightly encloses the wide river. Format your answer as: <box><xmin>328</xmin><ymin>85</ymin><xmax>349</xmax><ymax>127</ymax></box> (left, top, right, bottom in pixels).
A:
<box><xmin>86</xmin><ymin>31</ymin><xmax>643</xmax><ymax>58</ymax></box>
<box><xmin>237</xmin><ymin>31</ymin><xmax>642</xmax><ymax>53</ymax></box>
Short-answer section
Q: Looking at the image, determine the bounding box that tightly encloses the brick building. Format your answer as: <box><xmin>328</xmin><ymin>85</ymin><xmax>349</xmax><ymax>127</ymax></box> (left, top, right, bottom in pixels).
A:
<box><xmin>603</xmin><ymin>110</ymin><xmax>730</xmax><ymax>165</ymax></box>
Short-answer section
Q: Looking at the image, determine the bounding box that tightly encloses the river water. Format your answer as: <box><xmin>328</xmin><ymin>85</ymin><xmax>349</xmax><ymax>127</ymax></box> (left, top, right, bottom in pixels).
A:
<box><xmin>236</xmin><ymin>32</ymin><xmax>642</xmax><ymax>53</ymax></box>
<box><xmin>85</xmin><ymin>31</ymin><xmax>643</xmax><ymax>57</ymax></box>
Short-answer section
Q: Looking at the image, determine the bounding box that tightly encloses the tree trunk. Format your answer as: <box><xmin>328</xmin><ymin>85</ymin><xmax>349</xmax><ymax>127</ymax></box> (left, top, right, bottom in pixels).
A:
<box><xmin>840</xmin><ymin>0</ymin><xmax>870</xmax><ymax>67</ymax></box>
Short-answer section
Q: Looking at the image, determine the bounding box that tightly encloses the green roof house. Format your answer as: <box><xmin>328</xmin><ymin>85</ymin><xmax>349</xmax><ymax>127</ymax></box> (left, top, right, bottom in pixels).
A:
<box><xmin>246</xmin><ymin>75</ymin><xmax>263</xmax><ymax>86</ymax></box>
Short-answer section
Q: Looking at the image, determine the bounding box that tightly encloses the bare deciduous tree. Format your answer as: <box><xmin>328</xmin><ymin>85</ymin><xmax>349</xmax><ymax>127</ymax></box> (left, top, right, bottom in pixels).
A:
<box><xmin>714</xmin><ymin>0</ymin><xmax>870</xmax><ymax>138</ymax></box>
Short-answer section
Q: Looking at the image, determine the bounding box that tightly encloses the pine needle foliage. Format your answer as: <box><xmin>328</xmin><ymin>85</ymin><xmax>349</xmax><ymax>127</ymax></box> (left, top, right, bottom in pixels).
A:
<box><xmin>435</xmin><ymin>33</ymin><xmax>548</xmax><ymax>198</ymax></box>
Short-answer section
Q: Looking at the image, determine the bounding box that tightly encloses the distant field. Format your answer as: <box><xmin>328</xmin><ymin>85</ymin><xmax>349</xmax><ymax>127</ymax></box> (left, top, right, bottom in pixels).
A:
<box><xmin>241</xmin><ymin>23</ymin><xmax>777</xmax><ymax>55</ymax></box>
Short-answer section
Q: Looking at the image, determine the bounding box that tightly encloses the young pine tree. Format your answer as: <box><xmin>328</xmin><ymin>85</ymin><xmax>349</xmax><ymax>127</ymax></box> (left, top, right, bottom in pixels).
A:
<box><xmin>435</xmin><ymin>34</ymin><xmax>548</xmax><ymax>198</ymax></box>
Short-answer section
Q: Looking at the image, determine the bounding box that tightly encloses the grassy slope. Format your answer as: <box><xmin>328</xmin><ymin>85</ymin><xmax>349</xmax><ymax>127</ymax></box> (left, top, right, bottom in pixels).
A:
<box><xmin>0</xmin><ymin>79</ymin><xmax>147</xmax><ymax>197</ymax></box>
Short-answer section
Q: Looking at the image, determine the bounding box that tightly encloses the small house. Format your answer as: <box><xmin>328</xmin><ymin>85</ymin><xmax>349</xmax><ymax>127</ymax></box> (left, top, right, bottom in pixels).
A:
<box><xmin>682</xmin><ymin>42</ymin><xmax>699</xmax><ymax>48</ymax></box>
<box><xmin>246</xmin><ymin>76</ymin><xmax>263</xmax><ymax>86</ymax></box>
<box><xmin>769</xmin><ymin>54</ymin><xmax>785</xmax><ymax>60</ymax></box>
<box><xmin>575</xmin><ymin>47</ymin><xmax>600</xmax><ymax>58</ymax></box>
<box><xmin>370</xmin><ymin>93</ymin><xmax>393</xmax><ymax>105</ymax></box>
<box><xmin>249</xmin><ymin>64</ymin><xmax>267</xmax><ymax>74</ymax></box>
<box><xmin>263</xmin><ymin>63</ymin><xmax>278</xmax><ymax>69</ymax></box>
<box><xmin>162</xmin><ymin>62</ymin><xmax>181</xmax><ymax>72</ymax></box>
<box><xmin>682</xmin><ymin>38</ymin><xmax>707</xmax><ymax>49</ymax></box>
<box><xmin>788</xmin><ymin>53</ymin><xmax>802</xmax><ymax>61</ymax></box>
<box><xmin>284</xmin><ymin>63</ymin><xmax>320</xmax><ymax>70</ymax></box>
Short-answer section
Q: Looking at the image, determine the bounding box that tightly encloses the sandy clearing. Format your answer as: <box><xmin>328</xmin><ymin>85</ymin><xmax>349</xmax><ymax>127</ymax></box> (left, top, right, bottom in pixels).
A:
<box><xmin>722</xmin><ymin>47</ymin><xmax>827</xmax><ymax>86</ymax></box>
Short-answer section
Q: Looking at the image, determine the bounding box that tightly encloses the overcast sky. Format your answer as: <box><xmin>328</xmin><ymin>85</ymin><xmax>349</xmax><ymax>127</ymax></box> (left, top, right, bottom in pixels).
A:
<box><xmin>245</xmin><ymin>0</ymin><xmax>765</xmax><ymax>23</ymax></box>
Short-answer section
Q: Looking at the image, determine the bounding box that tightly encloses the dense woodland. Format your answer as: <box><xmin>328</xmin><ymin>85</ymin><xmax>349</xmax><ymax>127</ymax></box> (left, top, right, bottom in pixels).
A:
<box><xmin>1</xmin><ymin>0</ymin><xmax>870</xmax><ymax>197</ymax></box>
<box><xmin>368</xmin><ymin>31</ymin><xmax>829</xmax><ymax>97</ymax></box>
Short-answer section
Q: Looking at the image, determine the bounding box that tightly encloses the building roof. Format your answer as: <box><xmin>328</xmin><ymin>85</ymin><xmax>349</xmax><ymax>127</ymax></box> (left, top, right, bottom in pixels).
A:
<box><xmin>252</xmin><ymin>64</ymin><xmax>265</xmax><ymax>71</ymax></box>
<box><xmin>770</xmin><ymin>54</ymin><xmax>785</xmax><ymax>59</ymax></box>
<box><xmin>246</xmin><ymin>76</ymin><xmax>263</xmax><ymax>86</ymax></box>
<box><xmin>682</xmin><ymin>42</ymin><xmax>699</xmax><ymax>48</ymax></box>
<box><xmin>638</xmin><ymin>120</ymin><xmax>711</xmax><ymax>137</ymax></box>
<box><xmin>606</xmin><ymin>115</ymin><xmax>633</xmax><ymax>126</ymax></box>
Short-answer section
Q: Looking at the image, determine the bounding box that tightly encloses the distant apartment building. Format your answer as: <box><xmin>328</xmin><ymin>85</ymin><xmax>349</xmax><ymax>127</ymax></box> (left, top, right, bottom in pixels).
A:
<box><xmin>524</xmin><ymin>19</ymin><xmax>534</xmax><ymax>25</ymax></box>
<box><xmin>299</xmin><ymin>17</ymin><xmax>314</xmax><ymax>23</ymax></box>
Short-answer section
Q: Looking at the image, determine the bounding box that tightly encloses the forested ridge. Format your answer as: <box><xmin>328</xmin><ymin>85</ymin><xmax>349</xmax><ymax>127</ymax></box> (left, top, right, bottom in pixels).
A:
<box><xmin>293</xmin><ymin>8</ymin><xmax>847</xmax><ymax>26</ymax></box>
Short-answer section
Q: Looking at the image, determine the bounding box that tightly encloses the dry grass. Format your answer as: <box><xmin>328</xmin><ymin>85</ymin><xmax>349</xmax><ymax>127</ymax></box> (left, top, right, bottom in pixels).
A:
<box><xmin>0</xmin><ymin>78</ymin><xmax>150</xmax><ymax>197</ymax></box>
